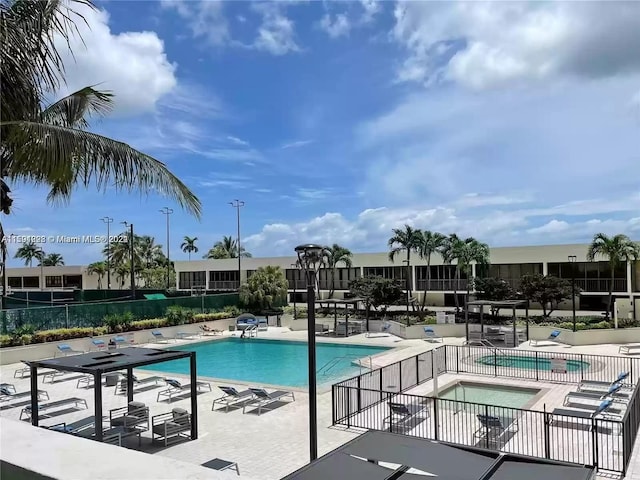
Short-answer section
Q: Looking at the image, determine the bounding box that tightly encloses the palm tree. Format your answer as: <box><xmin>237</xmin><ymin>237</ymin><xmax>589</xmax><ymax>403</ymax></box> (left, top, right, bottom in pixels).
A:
<box><xmin>0</xmin><ymin>0</ymin><xmax>202</xmax><ymax>300</ymax></box>
<box><xmin>587</xmin><ymin>233</ymin><xmax>640</xmax><ymax>319</ymax></box>
<box><xmin>42</xmin><ymin>252</ymin><xmax>64</xmax><ymax>266</ymax></box>
<box><xmin>181</xmin><ymin>236</ymin><xmax>198</xmax><ymax>260</ymax></box>
<box><xmin>442</xmin><ymin>235</ymin><xmax>490</xmax><ymax>312</ymax></box>
<box><xmin>204</xmin><ymin>235</ymin><xmax>252</xmax><ymax>259</ymax></box>
<box><xmin>87</xmin><ymin>261</ymin><xmax>107</xmax><ymax>289</ymax></box>
<box><xmin>137</xmin><ymin>235</ymin><xmax>163</xmax><ymax>268</ymax></box>
<box><xmin>115</xmin><ymin>263</ymin><xmax>130</xmax><ymax>289</ymax></box>
<box><xmin>13</xmin><ymin>241</ymin><xmax>40</xmax><ymax>266</ymax></box>
<box><xmin>324</xmin><ymin>244</ymin><xmax>353</xmax><ymax>298</ymax></box>
<box><xmin>388</xmin><ymin>225</ymin><xmax>422</xmax><ymax>318</ymax></box>
<box><xmin>416</xmin><ymin>231</ymin><xmax>446</xmax><ymax>312</ymax></box>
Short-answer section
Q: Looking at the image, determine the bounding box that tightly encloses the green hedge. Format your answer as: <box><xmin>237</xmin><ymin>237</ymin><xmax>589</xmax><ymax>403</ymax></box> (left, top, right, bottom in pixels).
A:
<box><xmin>0</xmin><ymin>293</ymin><xmax>239</xmax><ymax>333</ymax></box>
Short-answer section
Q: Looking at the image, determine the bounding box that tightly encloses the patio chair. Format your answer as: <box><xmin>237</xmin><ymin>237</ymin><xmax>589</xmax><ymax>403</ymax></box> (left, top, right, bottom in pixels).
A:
<box><xmin>383</xmin><ymin>401</ymin><xmax>429</xmax><ymax>432</ymax></box>
<box><xmin>0</xmin><ymin>385</ymin><xmax>49</xmax><ymax>402</ymax></box>
<box><xmin>13</xmin><ymin>361</ymin><xmax>35</xmax><ymax>379</ymax></box>
<box><xmin>315</xmin><ymin>324</ymin><xmax>331</xmax><ymax>335</ymax></box>
<box><xmin>578</xmin><ymin>372</ymin><xmax>630</xmax><ymax>392</ymax></box>
<box><xmin>564</xmin><ymin>383</ymin><xmax>630</xmax><ymax>406</ymax></box>
<box><xmin>200</xmin><ymin>325</ymin><xmax>223</xmax><ymax>336</ymax></box>
<box><xmin>109</xmin><ymin>401</ymin><xmax>150</xmax><ymax>430</ymax></box>
<box><xmin>619</xmin><ymin>344</ymin><xmax>640</xmax><ymax>355</ymax></box>
<box><xmin>112</xmin><ymin>336</ymin><xmax>128</xmax><ymax>347</ymax></box>
<box><xmin>530</xmin><ymin>330</ymin><xmax>563</xmax><ymax>347</ymax></box>
<box><xmin>54</xmin><ymin>343</ymin><xmax>85</xmax><ymax>357</ymax></box>
<box><xmin>365</xmin><ymin>323</ymin><xmax>390</xmax><ymax>338</ymax></box>
<box><xmin>152</xmin><ymin>407</ymin><xmax>192</xmax><ymax>446</ymax></box>
<box><xmin>212</xmin><ymin>386</ymin><xmax>256</xmax><ymax>412</ymax></box>
<box><xmin>551</xmin><ymin>399</ymin><xmax>623</xmax><ymax>423</ymax></box>
<box><xmin>0</xmin><ymin>383</ymin><xmax>16</xmax><ymax>394</ymax></box>
<box><xmin>423</xmin><ymin>327</ymin><xmax>442</xmax><ymax>343</ymax></box>
<box><xmin>151</xmin><ymin>330</ymin><xmax>176</xmax><ymax>343</ymax></box>
<box><xmin>157</xmin><ymin>378</ymin><xmax>212</xmax><ymax>402</ymax></box>
<box><xmin>242</xmin><ymin>388</ymin><xmax>295</xmax><ymax>415</ymax></box>
<box><xmin>115</xmin><ymin>375</ymin><xmax>165</xmax><ymax>395</ymax></box>
<box><xmin>90</xmin><ymin>339</ymin><xmax>106</xmax><ymax>351</ymax></box>
<box><xmin>473</xmin><ymin>414</ymin><xmax>519</xmax><ymax>444</ymax></box>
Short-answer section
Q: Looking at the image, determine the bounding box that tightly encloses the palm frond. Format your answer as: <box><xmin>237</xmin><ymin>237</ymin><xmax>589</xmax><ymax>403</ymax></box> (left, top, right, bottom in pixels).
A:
<box><xmin>4</xmin><ymin>121</ymin><xmax>202</xmax><ymax>217</ymax></box>
<box><xmin>42</xmin><ymin>86</ymin><xmax>113</xmax><ymax>128</ymax></box>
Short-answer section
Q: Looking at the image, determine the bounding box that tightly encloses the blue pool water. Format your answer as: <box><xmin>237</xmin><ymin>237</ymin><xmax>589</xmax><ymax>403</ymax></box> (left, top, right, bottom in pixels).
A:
<box><xmin>139</xmin><ymin>338</ymin><xmax>390</xmax><ymax>387</ymax></box>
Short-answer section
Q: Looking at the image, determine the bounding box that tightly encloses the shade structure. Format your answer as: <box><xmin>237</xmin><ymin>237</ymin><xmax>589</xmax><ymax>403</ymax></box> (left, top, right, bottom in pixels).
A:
<box><xmin>318</xmin><ymin>297</ymin><xmax>364</xmax><ymax>336</ymax></box>
<box><xmin>27</xmin><ymin>347</ymin><xmax>198</xmax><ymax>443</ymax></box>
<box><xmin>465</xmin><ymin>299</ymin><xmax>530</xmax><ymax>346</ymax></box>
<box><xmin>280</xmin><ymin>431</ymin><xmax>595</xmax><ymax>480</ymax></box>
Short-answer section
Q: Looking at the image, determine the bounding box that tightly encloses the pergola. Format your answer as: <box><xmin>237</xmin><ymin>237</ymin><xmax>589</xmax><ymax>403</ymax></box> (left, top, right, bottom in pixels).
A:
<box><xmin>28</xmin><ymin>347</ymin><xmax>198</xmax><ymax>442</ymax></box>
<box><xmin>464</xmin><ymin>300</ymin><xmax>530</xmax><ymax>346</ymax></box>
<box><xmin>318</xmin><ymin>298</ymin><xmax>363</xmax><ymax>336</ymax></box>
<box><xmin>281</xmin><ymin>431</ymin><xmax>596</xmax><ymax>480</ymax></box>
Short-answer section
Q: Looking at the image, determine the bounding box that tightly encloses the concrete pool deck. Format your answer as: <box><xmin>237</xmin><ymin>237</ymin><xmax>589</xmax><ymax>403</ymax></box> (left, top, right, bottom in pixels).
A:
<box><xmin>1</xmin><ymin>329</ymin><xmax>639</xmax><ymax>479</ymax></box>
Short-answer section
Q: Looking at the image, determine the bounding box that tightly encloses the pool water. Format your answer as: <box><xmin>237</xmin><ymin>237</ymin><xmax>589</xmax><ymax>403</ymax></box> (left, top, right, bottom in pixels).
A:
<box><xmin>476</xmin><ymin>355</ymin><xmax>589</xmax><ymax>372</ymax></box>
<box><xmin>439</xmin><ymin>382</ymin><xmax>539</xmax><ymax>409</ymax></box>
<box><xmin>139</xmin><ymin>338</ymin><xmax>390</xmax><ymax>387</ymax></box>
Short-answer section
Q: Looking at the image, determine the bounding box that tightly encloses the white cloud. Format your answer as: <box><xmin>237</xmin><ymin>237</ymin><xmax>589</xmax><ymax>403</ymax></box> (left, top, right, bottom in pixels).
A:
<box><xmin>161</xmin><ymin>0</ymin><xmax>229</xmax><ymax>46</ymax></box>
<box><xmin>319</xmin><ymin>13</ymin><xmax>351</xmax><ymax>39</ymax></box>
<box><xmin>527</xmin><ymin>220</ymin><xmax>569</xmax><ymax>235</ymax></box>
<box><xmin>251</xmin><ymin>2</ymin><xmax>300</xmax><ymax>55</ymax></box>
<box><xmin>281</xmin><ymin>139</ymin><xmax>314</xmax><ymax>149</ymax></box>
<box><xmin>56</xmin><ymin>4</ymin><xmax>177</xmax><ymax>116</ymax></box>
<box><xmin>360</xmin><ymin>0</ymin><xmax>381</xmax><ymax>23</ymax></box>
<box><xmin>392</xmin><ymin>1</ymin><xmax>640</xmax><ymax>89</ymax></box>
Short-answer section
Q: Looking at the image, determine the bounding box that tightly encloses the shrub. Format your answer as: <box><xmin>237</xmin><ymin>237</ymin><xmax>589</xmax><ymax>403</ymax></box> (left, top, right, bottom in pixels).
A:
<box><xmin>283</xmin><ymin>305</ymin><xmax>307</xmax><ymax>318</ymax></box>
<box><xmin>130</xmin><ymin>318</ymin><xmax>168</xmax><ymax>330</ymax></box>
<box><xmin>32</xmin><ymin>327</ymin><xmax>104</xmax><ymax>343</ymax></box>
<box><xmin>557</xmin><ymin>322</ymin><xmax>588</xmax><ymax>331</ymax></box>
<box><xmin>194</xmin><ymin>312</ymin><xmax>234</xmax><ymax>322</ymax></box>
<box><xmin>102</xmin><ymin>312</ymin><xmax>135</xmax><ymax>333</ymax></box>
<box><xmin>166</xmin><ymin>306</ymin><xmax>195</xmax><ymax>326</ymax></box>
<box><xmin>590</xmin><ymin>320</ymin><xmax>613</xmax><ymax>329</ymax></box>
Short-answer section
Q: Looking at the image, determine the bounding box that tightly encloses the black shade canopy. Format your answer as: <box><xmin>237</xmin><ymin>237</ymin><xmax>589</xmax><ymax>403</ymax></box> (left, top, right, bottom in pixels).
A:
<box><xmin>281</xmin><ymin>431</ymin><xmax>595</xmax><ymax>480</ymax></box>
<box><xmin>29</xmin><ymin>347</ymin><xmax>191</xmax><ymax>374</ymax></box>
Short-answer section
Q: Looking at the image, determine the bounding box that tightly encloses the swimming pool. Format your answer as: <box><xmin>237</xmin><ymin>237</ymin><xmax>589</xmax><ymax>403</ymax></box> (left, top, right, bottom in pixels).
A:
<box><xmin>475</xmin><ymin>355</ymin><xmax>589</xmax><ymax>372</ymax></box>
<box><xmin>139</xmin><ymin>338</ymin><xmax>390</xmax><ymax>387</ymax></box>
<box><xmin>438</xmin><ymin>381</ymin><xmax>540</xmax><ymax>409</ymax></box>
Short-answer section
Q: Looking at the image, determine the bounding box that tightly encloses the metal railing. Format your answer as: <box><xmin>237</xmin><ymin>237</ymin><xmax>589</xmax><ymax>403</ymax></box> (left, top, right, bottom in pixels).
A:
<box><xmin>573</xmin><ymin>278</ymin><xmax>628</xmax><ymax>292</ymax></box>
<box><xmin>207</xmin><ymin>281</ymin><xmax>239</xmax><ymax>290</ymax></box>
<box><xmin>415</xmin><ymin>279</ymin><xmax>470</xmax><ymax>291</ymax></box>
<box><xmin>332</xmin><ymin>345</ymin><xmax>640</xmax><ymax>475</ymax></box>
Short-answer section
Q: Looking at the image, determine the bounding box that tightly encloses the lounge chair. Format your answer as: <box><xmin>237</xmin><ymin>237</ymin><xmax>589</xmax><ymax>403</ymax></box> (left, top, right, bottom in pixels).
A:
<box><xmin>152</xmin><ymin>407</ymin><xmax>192</xmax><ymax>446</ymax></box>
<box><xmin>13</xmin><ymin>361</ymin><xmax>40</xmax><ymax>379</ymax></box>
<box><xmin>42</xmin><ymin>370</ymin><xmax>71</xmax><ymax>383</ymax></box>
<box><xmin>242</xmin><ymin>387</ymin><xmax>295</xmax><ymax>415</ymax></box>
<box><xmin>530</xmin><ymin>330</ymin><xmax>562</xmax><ymax>347</ymax></box>
<box><xmin>212</xmin><ymin>386</ymin><xmax>255</xmax><ymax>412</ymax></box>
<box><xmin>564</xmin><ymin>384</ymin><xmax>629</xmax><ymax>406</ymax></box>
<box><xmin>115</xmin><ymin>375</ymin><xmax>165</xmax><ymax>395</ymax></box>
<box><xmin>473</xmin><ymin>414</ymin><xmax>518</xmax><ymax>444</ymax></box>
<box><xmin>423</xmin><ymin>327</ymin><xmax>442</xmax><ymax>343</ymax></box>
<box><xmin>113</xmin><ymin>335</ymin><xmax>128</xmax><ymax>347</ymax></box>
<box><xmin>551</xmin><ymin>399</ymin><xmax>622</xmax><ymax>424</ymax></box>
<box><xmin>54</xmin><ymin>344</ymin><xmax>85</xmax><ymax>357</ymax></box>
<box><xmin>20</xmin><ymin>397</ymin><xmax>88</xmax><ymax>420</ymax></box>
<box><xmin>109</xmin><ymin>401</ymin><xmax>150</xmax><ymax>430</ymax></box>
<box><xmin>578</xmin><ymin>372</ymin><xmax>630</xmax><ymax>392</ymax></box>
<box><xmin>619</xmin><ymin>344</ymin><xmax>640</xmax><ymax>355</ymax></box>
<box><xmin>201</xmin><ymin>458</ymin><xmax>240</xmax><ymax>476</ymax></box>
<box><xmin>200</xmin><ymin>325</ymin><xmax>223</xmax><ymax>336</ymax></box>
<box><xmin>90</xmin><ymin>339</ymin><xmax>106</xmax><ymax>351</ymax></box>
<box><xmin>365</xmin><ymin>323</ymin><xmax>390</xmax><ymax>338</ymax></box>
<box><xmin>176</xmin><ymin>330</ymin><xmax>200</xmax><ymax>340</ymax></box>
<box><xmin>383</xmin><ymin>401</ymin><xmax>429</xmax><ymax>431</ymax></box>
<box><xmin>315</xmin><ymin>324</ymin><xmax>330</xmax><ymax>335</ymax></box>
<box><xmin>0</xmin><ymin>385</ymin><xmax>49</xmax><ymax>402</ymax></box>
<box><xmin>0</xmin><ymin>383</ymin><xmax>16</xmax><ymax>394</ymax></box>
<box><xmin>151</xmin><ymin>330</ymin><xmax>176</xmax><ymax>343</ymax></box>
<box><xmin>157</xmin><ymin>378</ymin><xmax>212</xmax><ymax>402</ymax></box>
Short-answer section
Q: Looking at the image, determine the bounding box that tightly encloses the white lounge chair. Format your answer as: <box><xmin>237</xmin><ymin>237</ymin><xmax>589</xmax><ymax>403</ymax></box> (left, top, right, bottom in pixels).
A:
<box><xmin>423</xmin><ymin>327</ymin><xmax>442</xmax><ymax>343</ymax></box>
<box><xmin>151</xmin><ymin>331</ymin><xmax>176</xmax><ymax>343</ymax></box>
<box><xmin>619</xmin><ymin>344</ymin><xmax>640</xmax><ymax>355</ymax></box>
<box><xmin>242</xmin><ymin>388</ymin><xmax>295</xmax><ymax>415</ymax></box>
<box><xmin>578</xmin><ymin>372</ymin><xmax>630</xmax><ymax>392</ymax></box>
<box><xmin>157</xmin><ymin>378</ymin><xmax>212</xmax><ymax>402</ymax></box>
<box><xmin>564</xmin><ymin>383</ymin><xmax>629</xmax><ymax>407</ymax></box>
<box><xmin>530</xmin><ymin>330</ymin><xmax>563</xmax><ymax>347</ymax></box>
<box><xmin>55</xmin><ymin>344</ymin><xmax>85</xmax><ymax>357</ymax></box>
<box><xmin>212</xmin><ymin>386</ymin><xmax>255</xmax><ymax>412</ymax></box>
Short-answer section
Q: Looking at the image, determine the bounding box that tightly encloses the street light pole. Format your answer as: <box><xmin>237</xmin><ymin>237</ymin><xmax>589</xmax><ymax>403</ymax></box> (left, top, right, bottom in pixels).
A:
<box><xmin>229</xmin><ymin>200</ymin><xmax>245</xmax><ymax>290</ymax></box>
<box><xmin>37</xmin><ymin>249</ymin><xmax>45</xmax><ymax>291</ymax></box>
<box><xmin>122</xmin><ymin>222</ymin><xmax>135</xmax><ymax>300</ymax></box>
<box><xmin>568</xmin><ymin>255</ymin><xmax>577</xmax><ymax>332</ymax></box>
<box><xmin>159</xmin><ymin>207</ymin><xmax>174</xmax><ymax>289</ymax></box>
<box><xmin>403</xmin><ymin>259</ymin><xmax>410</xmax><ymax>314</ymax></box>
<box><xmin>295</xmin><ymin>244</ymin><xmax>324</xmax><ymax>462</ymax></box>
<box><xmin>291</xmin><ymin>263</ymin><xmax>298</xmax><ymax>319</ymax></box>
<box><xmin>101</xmin><ymin>217</ymin><xmax>113</xmax><ymax>289</ymax></box>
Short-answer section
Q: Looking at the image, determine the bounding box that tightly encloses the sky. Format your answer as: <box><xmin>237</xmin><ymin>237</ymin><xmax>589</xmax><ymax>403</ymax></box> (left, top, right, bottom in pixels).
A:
<box><xmin>4</xmin><ymin>0</ymin><xmax>640</xmax><ymax>266</ymax></box>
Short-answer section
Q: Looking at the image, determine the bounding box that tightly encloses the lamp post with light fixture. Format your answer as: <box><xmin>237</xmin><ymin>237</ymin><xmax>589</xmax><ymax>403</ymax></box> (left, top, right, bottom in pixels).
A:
<box><xmin>229</xmin><ymin>200</ymin><xmax>245</xmax><ymax>290</ymax></box>
<box><xmin>159</xmin><ymin>207</ymin><xmax>174</xmax><ymax>289</ymax></box>
<box><xmin>121</xmin><ymin>222</ymin><xmax>135</xmax><ymax>300</ymax></box>
<box><xmin>291</xmin><ymin>263</ymin><xmax>299</xmax><ymax>319</ymax></box>
<box><xmin>295</xmin><ymin>244</ymin><xmax>325</xmax><ymax>462</ymax></box>
<box><xmin>100</xmin><ymin>217</ymin><xmax>113</xmax><ymax>289</ymax></box>
<box><xmin>568</xmin><ymin>255</ymin><xmax>577</xmax><ymax>331</ymax></box>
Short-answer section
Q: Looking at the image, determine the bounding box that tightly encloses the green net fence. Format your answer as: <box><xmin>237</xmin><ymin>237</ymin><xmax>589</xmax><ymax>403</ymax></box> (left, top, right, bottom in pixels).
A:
<box><xmin>0</xmin><ymin>293</ymin><xmax>239</xmax><ymax>333</ymax></box>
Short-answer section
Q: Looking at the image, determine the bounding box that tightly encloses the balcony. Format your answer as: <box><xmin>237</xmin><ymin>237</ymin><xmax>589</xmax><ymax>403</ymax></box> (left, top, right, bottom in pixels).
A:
<box><xmin>287</xmin><ymin>279</ymin><xmax>307</xmax><ymax>290</ymax></box>
<box><xmin>208</xmin><ymin>281</ymin><xmax>239</xmax><ymax>291</ymax></box>
<box><xmin>416</xmin><ymin>279</ymin><xmax>470</xmax><ymax>291</ymax></box>
<box><xmin>573</xmin><ymin>278</ymin><xmax>627</xmax><ymax>292</ymax></box>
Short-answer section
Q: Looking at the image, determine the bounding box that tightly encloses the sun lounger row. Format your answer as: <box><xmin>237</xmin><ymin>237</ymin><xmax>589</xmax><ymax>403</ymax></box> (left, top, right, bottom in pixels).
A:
<box><xmin>212</xmin><ymin>386</ymin><xmax>295</xmax><ymax>415</ymax></box>
<box><xmin>20</xmin><ymin>397</ymin><xmax>88</xmax><ymax>420</ymax></box>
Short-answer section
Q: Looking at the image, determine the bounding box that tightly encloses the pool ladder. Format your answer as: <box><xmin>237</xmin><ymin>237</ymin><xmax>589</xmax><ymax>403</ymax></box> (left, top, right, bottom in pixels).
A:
<box><xmin>243</xmin><ymin>325</ymin><xmax>258</xmax><ymax>338</ymax></box>
<box><xmin>318</xmin><ymin>355</ymin><xmax>371</xmax><ymax>376</ymax></box>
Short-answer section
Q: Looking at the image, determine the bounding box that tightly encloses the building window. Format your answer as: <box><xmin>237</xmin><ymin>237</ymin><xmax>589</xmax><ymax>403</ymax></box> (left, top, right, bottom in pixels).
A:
<box><xmin>8</xmin><ymin>277</ymin><xmax>22</xmax><ymax>288</ymax></box>
<box><xmin>178</xmin><ymin>271</ymin><xmax>206</xmax><ymax>290</ymax></box>
<box><xmin>208</xmin><ymin>271</ymin><xmax>239</xmax><ymax>282</ymax></box>
<box><xmin>63</xmin><ymin>275</ymin><xmax>82</xmax><ymax>289</ymax></box>
<box><xmin>22</xmin><ymin>276</ymin><xmax>39</xmax><ymax>288</ymax></box>
<box><xmin>46</xmin><ymin>276</ymin><xmax>63</xmax><ymax>288</ymax></box>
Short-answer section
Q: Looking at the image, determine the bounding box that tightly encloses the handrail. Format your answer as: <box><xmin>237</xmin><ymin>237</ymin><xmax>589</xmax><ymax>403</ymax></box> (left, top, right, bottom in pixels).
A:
<box><xmin>319</xmin><ymin>355</ymin><xmax>369</xmax><ymax>376</ymax></box>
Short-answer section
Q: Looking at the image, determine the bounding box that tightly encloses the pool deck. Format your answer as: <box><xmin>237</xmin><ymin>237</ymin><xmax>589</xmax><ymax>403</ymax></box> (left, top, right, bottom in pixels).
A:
<box><xmin>0</xmin><ymin>329</ymin><xmax>639</xmax><ymax>479</ymax></box>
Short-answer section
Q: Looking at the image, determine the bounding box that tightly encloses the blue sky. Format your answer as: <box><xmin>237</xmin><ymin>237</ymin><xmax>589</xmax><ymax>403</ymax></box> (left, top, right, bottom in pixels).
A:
<box><xmin>4</xmin><ymin>0</ymin><xmax>640</xmax><ymax>266</ymax></box>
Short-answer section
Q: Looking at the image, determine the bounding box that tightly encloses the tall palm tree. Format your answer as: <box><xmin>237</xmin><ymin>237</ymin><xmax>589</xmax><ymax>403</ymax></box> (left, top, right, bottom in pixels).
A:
<box><xmin>442</xmin><ymin>235</ymin><xmax>490</xmax><ymax>312</ymax></box>
<box><xmin>416</xmin><ymin>231</ymin><xmax>446</xmax><ymax>312</ymax></box>
<box><xmin>204</xmin><ymin>235</ymin><xmax>252</xmax><ymax>259</ymax></box>
<box><xmin>41</xmin><ymin>252</ymin><xmax>64</xmax><ymax>266</ymax></box>
<box><xmin>115</xmin><ymin>263</ymin><xmax>130</xmax><ymax>289</ymax></box>
<box><xmin>587</xmin><ymin>233</ymin><xmax>640</xmax><ymax>319</ymax></box>
<box><xmin>0</xmin><ymin>0</ymin><xmax>202</xmax><ymax>305</ymax></box>
<box><xmin>388</xmin><ymin>225</ymin><xmax>422</xmax><ymax>317</ymax></box>
<box><xmin>14</xmin><ymin>241</ymin><xmax>40</xmax><ymax>266</ymax></box>
<box><xmin>324</xmin><ymin>244</ymin><xmax>353</xmax><ymax>298</ymax></box>
<box><xmin>181</xmin><ymin>236</ymin><xmax>198</xmax><ymax>260</ymax></box>
<box><xmin>137</xmin><ymin>235</ymin><xmax>163</xmax><ymax>268</ymax></box>
<box><xmin>87</xmin><ymin>261</ymin><xmax>107</xmax><ymax>289</ymax></box>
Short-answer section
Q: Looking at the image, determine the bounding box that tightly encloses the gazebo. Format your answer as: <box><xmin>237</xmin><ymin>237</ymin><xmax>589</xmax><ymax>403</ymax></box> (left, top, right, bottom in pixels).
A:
<box><xmin>318</xmin><ymin>298</ymin><xmax>363</xmax><ymax>336</ymax></box>
<box><xmin>281</xmin><ymin>430</ymin><xmax>596</xmax><ymax>480</ymax></box>
<box><xmin>464</xmin><ymin>300</ymin><xmax>530</xmax><ymax>347</ymax></box>
<box><xmin>27</xmin><ymin>347</ymin><xmax>198</xmax><ymax>442</ymax></box>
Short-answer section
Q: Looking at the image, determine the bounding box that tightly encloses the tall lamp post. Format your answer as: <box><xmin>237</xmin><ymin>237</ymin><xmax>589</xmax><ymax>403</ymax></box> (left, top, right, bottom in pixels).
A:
<box><xmin>36</xmin><ymin>248</ymin><xmax>45</xmax><ymax>291</ymax></box>
<box><xmin>403</xmin><ymin>259</ymin><xmax>411</xmax><ymax>313</ymax></box>
<box><xmin>159</xmin><ymin>207</ymin><xmax>174</xmax><ymax>289</ymax></box>
<box><xmin>101</xmin><ymin>217</ymin><xmax>113</xmax><ymax>289</ymax></box>
<box><xmin>291</xmin><ymin>263</ymin><xmax>299</xmax><ymax>319</ymax></box>
<box><xmin>229</xmin><ymin>200</ymin><xmax>245</xmax><ymax>290</ymax></box>
<box><xmin>121</xmin><ymin>222</ymin><xmax>135</xmax><ymax>300</ymax></box>
<box><xmin>295</xmin><ymin>244</ymin><xmax>324</xmax><ymax>462</ymax></box>
<box><xmin>568</xmin><ymin>255</ymin><xmax>577</xmax><ymax>332</ymax></box>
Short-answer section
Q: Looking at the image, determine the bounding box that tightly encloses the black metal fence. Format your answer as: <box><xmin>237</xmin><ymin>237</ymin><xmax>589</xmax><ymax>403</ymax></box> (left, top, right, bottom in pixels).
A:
<box><xmin>332</xmin><ymin>345</ymin><xmax>640</xmax><ymax>475</ymax></box>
